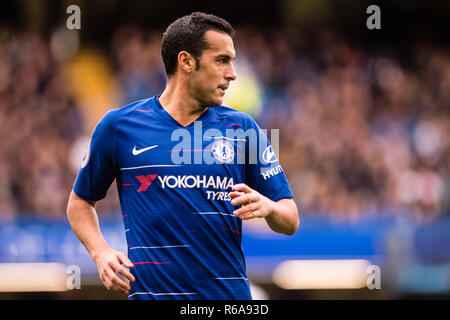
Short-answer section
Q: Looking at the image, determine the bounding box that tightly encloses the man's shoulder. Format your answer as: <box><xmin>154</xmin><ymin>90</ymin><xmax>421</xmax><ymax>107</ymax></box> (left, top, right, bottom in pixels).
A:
<box><xmin>100</xmin><ymin>97</ymin><xmax>154</xmax><ymax>125</ymax></box>
<box><xmin>119</xmin><ymin>97</ymin><xmax>154</xmax><ymax>111</ymax></box>
<box><xmin>214</xmin><ymin>105</ymin><xmax>258</xmax><ymax>127</ymax></box>
<box><xmin>112</xmin><ymin>97</ymin><xmax>154</xmax><ymax>116</ymax></box>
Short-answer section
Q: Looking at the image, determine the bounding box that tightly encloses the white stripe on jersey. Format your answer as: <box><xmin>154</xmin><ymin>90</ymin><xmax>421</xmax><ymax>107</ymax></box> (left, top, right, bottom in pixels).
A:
<box><xmin>196</xmin><ymin>211</ymin><xmax>237</xmax><ymax>217</ymax></box>
<box><xmin>128</xmin><ymin>291</ymin><xmax>198</xmax><ymax>298</ymax></box>
<box><xmin>213</xmin><ymin>277</ymin><xmax>249</xmax><ymax>280</ymax></box>
<box><xmin>204</xmin><ymin>136</ymin><xmax>247</xmax><ymax>142</ymax></box>
<box><xmin>120</xmin><ymin>164</ymin><xmax>182</xmax><ymax>171</ymax></box>
<box><xmin>129</xmin><ymin>245</ymin><xmax>190</xmax><ymax>250</ymax></box>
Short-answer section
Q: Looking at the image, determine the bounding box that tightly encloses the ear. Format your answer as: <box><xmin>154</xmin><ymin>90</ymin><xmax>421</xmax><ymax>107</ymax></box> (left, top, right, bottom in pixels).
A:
<box><xmin>177</xmin><ymin>51</ymin><xmax>196</xmax><ymax>73</ymax></box>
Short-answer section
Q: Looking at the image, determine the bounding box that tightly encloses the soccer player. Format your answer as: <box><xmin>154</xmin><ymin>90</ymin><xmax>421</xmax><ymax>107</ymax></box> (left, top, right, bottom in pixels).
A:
<box><xmin>67</xmin><ymin>12</ymin><xmax>299</xmax><ymax>300</ymax></box>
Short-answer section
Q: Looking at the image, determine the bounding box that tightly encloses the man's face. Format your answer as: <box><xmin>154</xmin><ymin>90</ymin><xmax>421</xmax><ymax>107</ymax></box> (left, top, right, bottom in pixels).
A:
<box><xmin>189</xmin><ymin>30</ymin><xmax>237</xmax><ymax>107</ymax></box>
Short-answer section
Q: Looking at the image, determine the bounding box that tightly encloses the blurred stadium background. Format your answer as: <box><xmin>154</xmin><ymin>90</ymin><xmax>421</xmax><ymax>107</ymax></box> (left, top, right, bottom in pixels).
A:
<box><xmin>0</xmin><ymin>0</ymin><xmax>449</xmax><ymax>300</ymax></box>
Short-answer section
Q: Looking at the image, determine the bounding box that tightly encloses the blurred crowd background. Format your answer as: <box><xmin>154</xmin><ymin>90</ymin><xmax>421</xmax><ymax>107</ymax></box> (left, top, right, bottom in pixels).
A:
<box><xmin>0</xmin><ymin>2</ymin><xmax>449</xmax><ymax>225</ymax></box>
<box><xmin>0</xmin><ymin>31</ymin><xmax>84</xmax><ymax>219</ymax></box>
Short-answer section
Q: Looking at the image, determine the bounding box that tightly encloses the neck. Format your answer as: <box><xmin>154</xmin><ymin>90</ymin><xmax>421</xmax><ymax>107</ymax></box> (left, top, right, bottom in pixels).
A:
<box><xmin>159</xmin><ymin>78</ymin><xmax>207</xmax><ymax>127</ymax></box>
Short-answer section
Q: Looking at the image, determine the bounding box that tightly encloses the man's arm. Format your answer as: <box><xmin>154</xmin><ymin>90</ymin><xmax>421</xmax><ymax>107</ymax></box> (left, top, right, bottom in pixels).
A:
<box><xmin>229</xmin><ymin>184</ymin><xmax>299</xmax><ymax>235</ymax></box>
<box><xmin>66</xmin><ymin>190</ymin><xmax>135</xmax><ymax>294</ymax></box>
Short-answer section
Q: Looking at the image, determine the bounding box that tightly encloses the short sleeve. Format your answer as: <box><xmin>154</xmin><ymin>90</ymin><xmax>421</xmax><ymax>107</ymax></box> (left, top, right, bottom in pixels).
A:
<box><xmin>73</xmin><ymin>110</ymin><xmax>119</xmax><ymax>201</ymax></box>
<box><xmin>244</xmin><ymin>117</ymin><xmax>294</xmax><ymax>202</ymax></box>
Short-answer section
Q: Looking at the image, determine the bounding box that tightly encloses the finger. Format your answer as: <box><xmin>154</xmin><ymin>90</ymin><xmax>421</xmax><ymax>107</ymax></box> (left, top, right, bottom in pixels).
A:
<box><xmin>229</xmin><ymin>191</ymin><xmax>244</xmax><ymax>199</ymax></box>
<box><xmin>234</xmin><ymin>202</ymin><xmax>257</xmax><ymax>216</ymax></box>
<box><xmin>105</xmin><ymin>266</ymin><xmax>131</xmax><ymax>292</ymax></box>
<box><xmin>109</xmin><ymin>260</ymin><xmax>133</xmax><ymax>287</ymax></box>
<box><xmin>102</xmin><ymin>273</ymin><xmax>127</xmax><ymax>294</ymax></box>
<box><xmin>111</xmin><ymin>278</ymin><xmax>130</xmax><ymax>294</ymax></box>
<box><xmin>115</xmin><ymin>263</ymin><xmax>135</xmax><ymax>283</ymax></box>
<box><xmin>100</xmin><ymin>274</ymin><xmax>111</xmax><ymax>290</ymax></box>
<box><xmin>232</xmin><ymin>183</ymin><xmax>253</xmax><ymax>193</ymax></box>
<box><xmin>238</xmin><ymin>210</ymin><xmax>261</xmax><ymax>220</ymax></box>
<box><xmin>109</xmin><ymin>275</ymin><xmax>130</xmax><ymax>294</ymax></box>
<box><xmin>102</xmin><ymin>276</ymin><xmax>112</xmax><ymax>290</ymax></box>
<box><xmin>110</xmin><ymin>260</ymin><xmax>135</xmax><ymax>283</ymax></box>
<box><xmin>230</xmin><ymin>193</ymin><xmax>257</xmax><ymax>207</ymax></box>
<box><xmin>118</xmin><ymin>252</ymin><xmax>135</xmax><ymax>270</ymax></box>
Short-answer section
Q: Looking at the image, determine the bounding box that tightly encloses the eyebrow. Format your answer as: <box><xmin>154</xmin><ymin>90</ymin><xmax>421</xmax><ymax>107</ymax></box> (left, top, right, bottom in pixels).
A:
<box><xmin>215</xmin><ymin>54</ymin><xmax>236</xmax><ymax>61</ymax></box>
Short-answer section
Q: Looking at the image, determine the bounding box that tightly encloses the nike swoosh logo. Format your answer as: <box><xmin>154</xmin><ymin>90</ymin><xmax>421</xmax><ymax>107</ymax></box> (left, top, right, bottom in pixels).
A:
<box><xmin>132</xmin><ymin>145</ymin><xmax>158</xmax><ymax>156</ymax></box>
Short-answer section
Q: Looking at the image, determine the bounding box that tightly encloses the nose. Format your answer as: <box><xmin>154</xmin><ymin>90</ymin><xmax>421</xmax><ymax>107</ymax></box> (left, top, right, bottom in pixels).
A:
<box><xmin>225</xmin><ymin>63</ymin><xmax>237</xmax><ymax>81</ymax></box>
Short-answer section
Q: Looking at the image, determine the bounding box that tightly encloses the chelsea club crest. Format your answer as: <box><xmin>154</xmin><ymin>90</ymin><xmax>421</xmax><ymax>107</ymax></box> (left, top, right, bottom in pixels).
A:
<box><xmin>211</xmin><ymin>140</ymin><xmax>234</xmax><ymax>163</ymax></box>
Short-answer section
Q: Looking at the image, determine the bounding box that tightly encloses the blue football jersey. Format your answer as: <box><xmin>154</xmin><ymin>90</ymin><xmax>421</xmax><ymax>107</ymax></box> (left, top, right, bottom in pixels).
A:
<box><xmin>73</xmin><ymin>96</ymin><xmax>294</xmax><ymax>300</ymax></box>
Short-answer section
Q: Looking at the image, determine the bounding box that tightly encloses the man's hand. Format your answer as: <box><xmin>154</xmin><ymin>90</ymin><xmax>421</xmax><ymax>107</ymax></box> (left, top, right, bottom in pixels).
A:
<box><xmin>67</xmin><ymin>190</ymin><xmax>138</xmax><ymax>294</ymax></box>
<box><xmin>229</xmin><ymin>183</ymin><xmax>274</xmax><ymax>220</ymax></box>
<box><xmin>93</xmin><ymin>247</ymin><xmax>135</xmax><ymax>294</ymax></box>
<box><xmin>229</xmin><ymin>183</ymin><xmax>299</xmax><ymax>235</ymax></box>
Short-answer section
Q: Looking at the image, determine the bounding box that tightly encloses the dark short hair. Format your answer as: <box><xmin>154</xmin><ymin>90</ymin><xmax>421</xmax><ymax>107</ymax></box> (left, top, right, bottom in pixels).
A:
<box><xmin>161</xmin><ymin>12</ymin><xmax>235</xmax><ymax>77</ymax></box>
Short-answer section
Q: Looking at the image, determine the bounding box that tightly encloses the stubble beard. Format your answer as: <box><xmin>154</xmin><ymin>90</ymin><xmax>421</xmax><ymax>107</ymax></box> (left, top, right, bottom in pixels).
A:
<box><xmin>198</xmin><ymin>92</ymin><xmax>223</xmax><ymax>109</ymax></box>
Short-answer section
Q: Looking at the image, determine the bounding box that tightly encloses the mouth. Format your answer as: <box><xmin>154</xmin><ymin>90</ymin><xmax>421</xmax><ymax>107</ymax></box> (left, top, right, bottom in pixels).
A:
<box><xmin>217</xmin><ymin>85</ymin><xmax>229</xmax><ymax>94</ymax></box>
